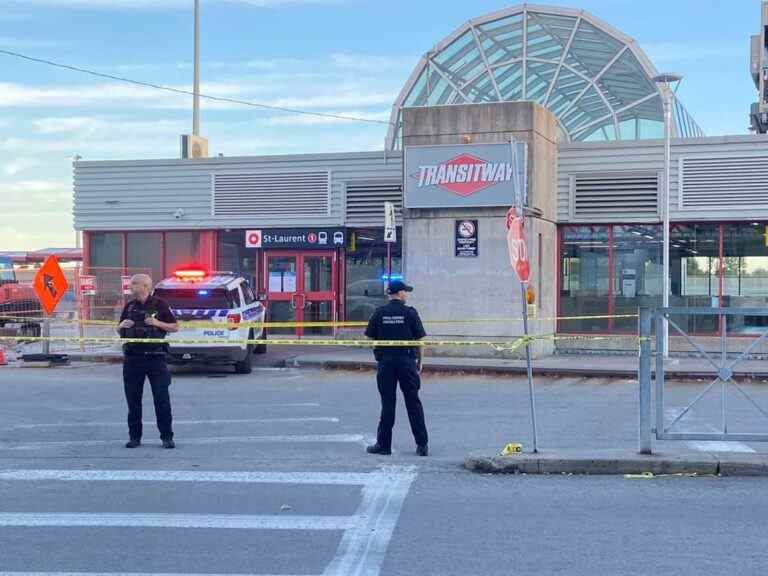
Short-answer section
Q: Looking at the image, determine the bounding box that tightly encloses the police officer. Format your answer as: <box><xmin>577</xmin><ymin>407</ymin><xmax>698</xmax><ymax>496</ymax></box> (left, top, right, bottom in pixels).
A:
<box><xmin>365</xmin><ymin>279</ymin><xmax>429</xmax><ymax>456</ymax></box>
<box><xmin>116</xmin><ymin>274</ymin><xmax>179</xmax><ymax>449</ymax></box>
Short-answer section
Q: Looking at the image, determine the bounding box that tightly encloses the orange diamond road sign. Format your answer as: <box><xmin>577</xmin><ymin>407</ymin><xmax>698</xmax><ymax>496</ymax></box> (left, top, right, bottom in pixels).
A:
<box><xmin>33</xmin><ymin>255</ymin><xmax>69</xmax><ymax>315</ymax></box>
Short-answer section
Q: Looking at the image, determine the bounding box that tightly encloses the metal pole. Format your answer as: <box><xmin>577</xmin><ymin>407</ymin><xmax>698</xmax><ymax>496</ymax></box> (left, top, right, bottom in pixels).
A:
<box><xmin>638</xmin><ymin>307</ymin><xmax>652</xmax><ymax>454</ymax></box>
<box><xmin>521</xmin><ymin>282</ymin><xmax>539</xmax><ymax>453</ymax></box>
<box><xmin>662</xmin><ymin>88</ymin><xmax>672</xmax><ymax>357</ymax></box>
<box><xmin>193</xmin><ymin>0</ymin><xmax>201</xmax><ymax>137</ymax></box>
<box><xmin>42</xmin><ymin>316</ymin><xmax>50</xmax><ymax>356</ymax></box>
<box><xmin>387</xmin><ymin>242</ymin><xmax>392</xmax><ymax>281</ymax></box>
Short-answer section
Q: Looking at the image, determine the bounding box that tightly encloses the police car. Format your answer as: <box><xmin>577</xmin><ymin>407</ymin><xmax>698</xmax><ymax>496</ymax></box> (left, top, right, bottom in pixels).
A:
<box><xmin>153</xmin><ymin>269</ymin><xmax>267</xmax><ymax>374</ymax></box>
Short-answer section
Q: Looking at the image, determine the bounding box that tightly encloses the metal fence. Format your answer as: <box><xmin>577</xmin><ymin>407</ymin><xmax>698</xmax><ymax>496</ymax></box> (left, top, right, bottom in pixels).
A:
<box><xmin>639</xmin><ymin>307</ymin><xmax>768</xmax><ymax>453</ymax></box>
<box><xmin>1</xmin><ymin>266</ymin><xmax>151</xmax><ymax>359</ymax></box>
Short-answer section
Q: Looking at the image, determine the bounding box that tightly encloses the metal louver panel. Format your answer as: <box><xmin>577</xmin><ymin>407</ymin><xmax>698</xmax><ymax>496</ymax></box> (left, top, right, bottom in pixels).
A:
<box><xmin>213</xmin><ymin>172</ymin><xmax>329</xmax><ymax>216</ymax></box>
<box><xmin>681</xmin><ymin>156</ymin><xmax>768</xmax><ymax>209</ymax></box>
<box><xmin>573</xmin><ymin>172</ymin><xmax>659</xmax><ymax>220</ymax></box>
<box><xmin>345</xmin><ymin>182</ymin><xmax>403</xmax><ymax>226</ymax></box>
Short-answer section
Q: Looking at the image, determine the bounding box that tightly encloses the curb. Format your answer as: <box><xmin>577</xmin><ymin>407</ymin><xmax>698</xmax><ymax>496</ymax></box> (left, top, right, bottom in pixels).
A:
<box><xmin>287</xmin><ymin>357</ymin><xmax>768</xmax><ymax>380</ymax></box>
<box><xmin>464</xmin><ymin>450</ymin><xmax>768</xmax><ymax>477</ymax></box>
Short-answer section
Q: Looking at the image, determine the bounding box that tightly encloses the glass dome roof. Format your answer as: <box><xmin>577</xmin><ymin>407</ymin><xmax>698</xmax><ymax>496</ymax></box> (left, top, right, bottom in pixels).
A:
<box><xmin>387</xmin><ymin>4</ymin><xmax>703</xmax><ymax>149</ymax></box>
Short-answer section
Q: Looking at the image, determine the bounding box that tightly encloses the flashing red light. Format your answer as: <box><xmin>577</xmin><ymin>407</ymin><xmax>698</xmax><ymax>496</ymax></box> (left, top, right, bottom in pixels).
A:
<box><xmin>175</xmin><ymin>269</ymin><xmax>206</xmax><ymax>282</ymax></box>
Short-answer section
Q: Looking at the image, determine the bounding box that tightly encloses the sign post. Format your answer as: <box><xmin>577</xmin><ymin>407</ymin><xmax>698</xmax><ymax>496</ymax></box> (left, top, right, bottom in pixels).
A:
<box><xmin>507</xmin><ymin>139</ymin><xmax>538</xmax><ymax>454</ymax></box>
<box><xmin>384</xmin><ymin>201</ymin><xmax>396</xmax><ymax>280</ymax></box>
<box><xmin>32</xmin><ymin>255</ymin><xmax>70</xmax><ymax>358</ymax></box>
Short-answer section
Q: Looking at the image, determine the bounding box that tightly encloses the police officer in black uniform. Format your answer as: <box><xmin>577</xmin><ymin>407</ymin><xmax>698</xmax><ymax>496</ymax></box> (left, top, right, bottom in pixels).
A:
<box><xmin>117</xmin><ymin>274</ymin><xmax>179</xmax><ymax>449</ymax></box>
<box><xmin>365</xmin><ymin>279</ymin><xmax>429</xmax><ymax>456</ymax></box>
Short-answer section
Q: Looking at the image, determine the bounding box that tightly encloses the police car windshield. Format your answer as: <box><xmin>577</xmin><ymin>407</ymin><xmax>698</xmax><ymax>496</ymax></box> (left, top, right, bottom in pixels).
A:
<box><xmin>154</xmin><ymin>288</ymin><xmax>232</xmax><ymax>310</ymax></box>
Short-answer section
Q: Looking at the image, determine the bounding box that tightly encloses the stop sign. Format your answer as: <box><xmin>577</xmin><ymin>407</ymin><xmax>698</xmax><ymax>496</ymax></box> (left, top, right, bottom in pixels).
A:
<box><xmin>506</xmin><ymin>207</ymin><xmax>530</xmax><ymax>283</ymax></box>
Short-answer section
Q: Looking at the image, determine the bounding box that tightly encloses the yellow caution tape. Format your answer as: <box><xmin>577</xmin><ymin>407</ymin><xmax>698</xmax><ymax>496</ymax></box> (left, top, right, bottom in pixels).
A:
<box><xmin>0</xmin><ymin>333</ymin><xmax>636</xmax><ymax>350</ymax></box>
<box><xmin>0</xmin><ymin>313</ymin><xmax>640</xmax><ymax>329</ymax></box>
<box><xmin>500</xmin><ymin>443</ymin><xmax>524</xmax><ymax>455</ymax></box>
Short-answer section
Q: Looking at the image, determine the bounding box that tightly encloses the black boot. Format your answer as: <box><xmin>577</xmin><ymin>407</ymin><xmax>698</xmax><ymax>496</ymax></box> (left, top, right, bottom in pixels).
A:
<box><xmin>416</xmin><ymin>445</ymin><xmax>429</xmax><ymax>457</ymax></box>
<box><xmin>125</xmin><ymin>439</ymin><xmax>141</xmax><ymax>449</ymax></box>
<box><xmin>366</xmin><ymin>443</ymin><xmax>391</xmax><ymax>455</ymax></box>
<box><xmin>162</xmin><ymin>439</ymin><xmax>176</xmax><ymax>449</ymax></box>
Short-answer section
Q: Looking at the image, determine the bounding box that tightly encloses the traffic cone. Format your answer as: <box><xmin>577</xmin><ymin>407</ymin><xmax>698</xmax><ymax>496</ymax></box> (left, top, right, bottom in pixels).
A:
<box><xmin>0</xmin><ymin>347</ymin><xmax>7</xmax><ymax>366</ymax></box>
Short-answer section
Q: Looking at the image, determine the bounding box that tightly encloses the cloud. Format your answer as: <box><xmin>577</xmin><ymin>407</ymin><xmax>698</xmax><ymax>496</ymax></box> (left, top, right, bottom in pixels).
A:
<box><xmin>3</xmin><ymin>158</ymin><xmax>39</xmax><ymax>176</ymax></box>
<box><xmin>331</xmin><ymin>53</ymin><xmax>410</xmax><ymax>72</ymax></box>
<box><xmin>265</xmin><ymin>109</ymin><xmax>390</xmax><ymax>126</ymax></box>
<box><xmin>3</xmin><ymin>180</ymin><xmax>71</xmax><ymax>213</ymax></box>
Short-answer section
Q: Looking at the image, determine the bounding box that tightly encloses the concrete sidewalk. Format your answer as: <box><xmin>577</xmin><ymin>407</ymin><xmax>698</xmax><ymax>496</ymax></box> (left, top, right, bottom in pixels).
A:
<box><xmin>465</xmin><ymin>449</ymin><xmax>768</xmax><ymax>477</ymax></box>
<box><xmin>287</xmin><ymin>348</ymin><xmax>768</xmax><ymax>379</ymax></box>
<box><xmin>10</xmin><ymin>346</ymin><xmax>768</xmax><ymax>379</ymax></box>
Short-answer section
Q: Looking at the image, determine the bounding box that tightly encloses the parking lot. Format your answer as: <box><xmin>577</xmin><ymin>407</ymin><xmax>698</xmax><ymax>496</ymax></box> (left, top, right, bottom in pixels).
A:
<box><xmin>1</xmin><ymin>362</ymin><xmax>768</xmax><ymax>575</ymax></box>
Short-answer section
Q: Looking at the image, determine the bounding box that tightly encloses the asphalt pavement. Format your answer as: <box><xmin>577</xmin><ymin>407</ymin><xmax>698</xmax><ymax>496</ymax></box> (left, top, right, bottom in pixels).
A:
<box><xmin>0</xmin><ymin>362</ymin><xmax>767</xmax><ymax>575</ymax></box>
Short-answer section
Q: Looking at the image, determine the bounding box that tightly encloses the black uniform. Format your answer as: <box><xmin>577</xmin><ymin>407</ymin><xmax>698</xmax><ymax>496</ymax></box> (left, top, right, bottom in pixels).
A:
<box><xmin>365</xmin><ymin>299</ymin><xmax>428</xmax><ymax>451</ymax></box>
<box><xmin>119</xmin><ymin>295</ymin><xmax>177</xmax><ymax>443</ymax></box>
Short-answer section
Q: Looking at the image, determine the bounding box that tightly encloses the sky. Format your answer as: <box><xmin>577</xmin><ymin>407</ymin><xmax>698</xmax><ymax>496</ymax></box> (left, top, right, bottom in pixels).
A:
<box><xmin>0</xmin><ymin>0</ymin><xmax>762</xmax><ymax>250</ymax></box>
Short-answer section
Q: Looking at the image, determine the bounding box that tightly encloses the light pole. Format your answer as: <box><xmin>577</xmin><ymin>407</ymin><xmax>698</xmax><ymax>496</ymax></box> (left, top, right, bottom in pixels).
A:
<box><xmin>653</xmin><ymin>73</ymin><xmax>683</xmax><ymax>358</ymax></box>
<box><xmin>193</xmin><ymin>0</ymin><xmax>201</xmax><ymax>137</ymax></box>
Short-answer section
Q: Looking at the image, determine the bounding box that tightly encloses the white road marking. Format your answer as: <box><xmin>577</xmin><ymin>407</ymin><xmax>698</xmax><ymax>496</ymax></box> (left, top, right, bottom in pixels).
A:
<box><xmin>324</xmin><ymin>466</ymin><xmax>417</xmax><ymax>576</ymax></box>
<box><xmin>0</xmin><ymin>469</ymin><xmax>379</xmax><ymax>486</ymax></box>
<box><xmin>0</xmin><ymin>573</ymin><xmax>316</xmax><ymax>576</ymax></box>
<box><xmin>0</xmin><ymin>434</ymin><xmax>366</xmax><ymax>451</ymax></box>
<box><xmin>0</xmin><ymin>512</ymin><xmax>355</xmax><ymax>530</ymax></box>
<box><xmin>11</xmin><ymin>417</ymin><xmax>339</xmax><ymax>429</ymax></box>
<box><xmin>0</xmin><ymin>466</ymin><xmax>417</xmax><ymax>576</ymax></box>
<box><xmin>58</xmin><ymin>402</ymin><xmax>321</xmax><ymax>412</ymax></box>
<box><xmin>664</xmin><ymin>409</ymin><xmax>756</xmax><ymax>453</ymax></box>
<box><xmin>686</xmin><ymin>441</ymin><xmax>756</xmax><ymax>453</ymax></box>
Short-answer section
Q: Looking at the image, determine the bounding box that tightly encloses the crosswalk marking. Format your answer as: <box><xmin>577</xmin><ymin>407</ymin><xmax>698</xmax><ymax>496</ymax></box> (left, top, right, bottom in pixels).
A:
<box><xmin>10</xmin><ymin>417</ymin><xmax>340</xmax><ymax>429</ymax></box>
<box><xmin>664</xmin><ymin>409</ymin><xmax>756</xmax><ymax>453</ymax></box>
<box><xmin>0</xmin><ymin>469</ymin><xmax>377</xmax><ymax>485</ymax></box>
<box><xmin>0</xmin><ymin>512</ymin><xmax>356</xmax><ymax>530</ymax></box>
<box><xmin>0</xmin><ymin>433</ymin><xmax>366</xmax><ymax>450</ymax></box>
<box><xmin>0</xmin><ymin>465</ymin><xmax>417</xmax><ymax>576</ymax></box>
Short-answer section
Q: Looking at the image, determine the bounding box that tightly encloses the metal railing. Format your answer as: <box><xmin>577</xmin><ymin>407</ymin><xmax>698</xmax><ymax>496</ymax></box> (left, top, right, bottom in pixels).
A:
<box><xmin>639</xmin><ymin>307</ymin><xmax>768</xmax><ymax>454</ymax></box>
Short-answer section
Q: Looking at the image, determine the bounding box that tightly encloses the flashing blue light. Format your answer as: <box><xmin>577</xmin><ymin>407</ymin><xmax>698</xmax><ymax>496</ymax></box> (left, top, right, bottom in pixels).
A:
<box><xmin>381</xmin><ymin>274</ymin><xmax>403</xmax><ymax>282</ymax></box>
<box><xmin>197</xmin><ymin>290</ymin><xmax>209</xmax><ymax>295</ymax></box>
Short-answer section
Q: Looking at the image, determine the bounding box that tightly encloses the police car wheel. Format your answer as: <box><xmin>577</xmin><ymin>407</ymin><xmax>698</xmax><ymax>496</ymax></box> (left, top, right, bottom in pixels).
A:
<box><xmin>234</xmin><ymin>341</ymin><xmax>253</xmax><ymax>374</ymax></box>
<box><xmin>255</xmin><ymin>329</ymin><xmax>267</xmax><ymax>354</ymax></box>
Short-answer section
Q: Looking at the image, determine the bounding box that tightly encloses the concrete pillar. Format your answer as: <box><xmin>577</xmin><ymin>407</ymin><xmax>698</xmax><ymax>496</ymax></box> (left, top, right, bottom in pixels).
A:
<box><xmin>402</xmin><ymin>102</ymin><xmax>559</xmax><ymax>358</ymax></box>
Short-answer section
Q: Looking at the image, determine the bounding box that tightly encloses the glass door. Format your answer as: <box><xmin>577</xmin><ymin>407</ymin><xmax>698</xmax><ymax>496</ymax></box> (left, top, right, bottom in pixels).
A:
<box><xmin>264</xmin><ymin>251</ymin><xmax>337</xmax><ymax>336</ymax></box>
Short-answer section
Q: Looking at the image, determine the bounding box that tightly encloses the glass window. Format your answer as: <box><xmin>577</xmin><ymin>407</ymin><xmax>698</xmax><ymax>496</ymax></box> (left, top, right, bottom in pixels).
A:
<box><xmin>165</xmin><ymin>232</ymin><xmax>200</xmax><ymax>277</ymax></box>
<box><xmin>670</xmin><ymin>224</ymin><xmax>720</xmax><ymax>334</ymax></box>
<box><xmin>612</xmin><ymin>225</ymin><xmax>662</xmax><ymax>333</ymax></box>
<box><xmin>346</xmin><ymin>228</ymin><xmax>402</xmax><ymax>322</ymax></box>
<box><xmin>242</xmin><ymin>283</ymin><xmax>256</xmax><ymax>305</ymax></box>
<box><xmin>89</xmin><ymin>232</ymin><xmax>122</xmax><ymax>270</ymax></box>
<box><xmin>218</xmin><ymin>230</ymin><xmax>258</xmax><ymax>289</ymax></box>
<box><xmin>88</xmin><ymin>232</ymin><xmax>124</xmax><ymax>320</ymax></box>
<box><xmin>723</xmin><ymin>223</ymin><xmax>768</xmax><ymax>334</ymax></box>
<box><xmin>126</xmin><ymin>232</ymin><xmax>162</xmax><ymax>283</ymax></box>
<box><xmin>0</xmin><ymin>257</ymin><xmax>14</xmax><ymax>282</ymax></box>
<box><xmin>559</xmin><ymin>226</ymin><xmax>609</xmax><ymax>333</ymax></box>
<box><xmin>228</xmin><ymin>288</ymin><xmax>242</xmax><ymax>309</ymax></box>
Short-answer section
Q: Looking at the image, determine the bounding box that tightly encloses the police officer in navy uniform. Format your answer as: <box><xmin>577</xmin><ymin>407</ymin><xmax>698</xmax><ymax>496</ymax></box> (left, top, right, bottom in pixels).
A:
<box><xmin>117</xmin><ymin>274</ymin><xmax>179</xmax><ymax>449</ymax></box>
<box><xmin>365</xmin><ymin>279</ymin><xmax>429</xmax><ymax>456</ymax></box>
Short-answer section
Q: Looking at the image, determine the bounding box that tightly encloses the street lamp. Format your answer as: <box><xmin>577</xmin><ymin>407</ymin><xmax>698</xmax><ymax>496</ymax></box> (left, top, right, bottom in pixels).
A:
<box><xmin>653</xmin><ymin>73</ymin><xmax>683</xmax><ymax>358</ymax></box>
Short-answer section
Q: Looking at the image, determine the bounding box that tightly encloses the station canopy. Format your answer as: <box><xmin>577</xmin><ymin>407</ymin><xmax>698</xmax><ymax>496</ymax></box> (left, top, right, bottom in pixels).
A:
<box><xmin>387</xmin><ymin>5</ymin><xmax>704</xmax><ymax>148</ymax></box>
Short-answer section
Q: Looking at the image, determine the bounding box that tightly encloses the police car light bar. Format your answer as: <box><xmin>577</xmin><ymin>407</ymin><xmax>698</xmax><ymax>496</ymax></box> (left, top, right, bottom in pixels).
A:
<box><xmin>174</xmin><ymin>269</ymin><xmax>206</xmax><ymax>281</ymax></box>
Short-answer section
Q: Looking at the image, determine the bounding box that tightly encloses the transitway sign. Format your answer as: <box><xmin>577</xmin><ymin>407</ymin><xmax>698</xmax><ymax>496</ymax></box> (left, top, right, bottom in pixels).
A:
<box><xmin>404</xmin><ymin>142</ymin><xmax>528</xmax><ymax>208</ymax></box>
